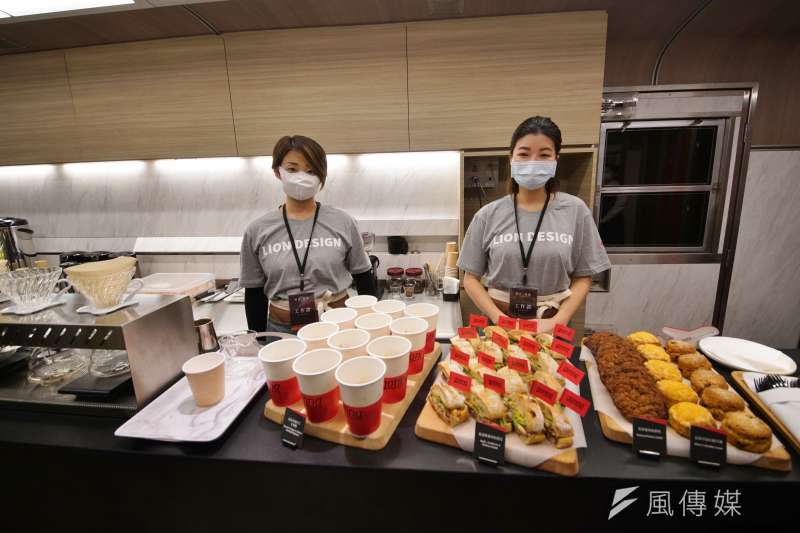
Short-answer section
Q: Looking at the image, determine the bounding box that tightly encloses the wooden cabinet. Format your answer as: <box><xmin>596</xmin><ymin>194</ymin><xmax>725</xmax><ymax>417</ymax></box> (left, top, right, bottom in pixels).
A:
<box><xmin>65</xmin><ymin>36</ymin><xmax>236</xmax><ymax>162</ymax></box>
<box><xmin>225</xmin><ymin>24</ymin><xmax>409</xmax><ymax>155</ymax></box>
<box><xmin>0</xmin><ymin>51</ymin><xmax>79</xmax><ymax>165</ymax></box>
<box><xmin>407</xmin><ymin>11</ymin><xmax>607</xmax><ymax>151</ymax></box>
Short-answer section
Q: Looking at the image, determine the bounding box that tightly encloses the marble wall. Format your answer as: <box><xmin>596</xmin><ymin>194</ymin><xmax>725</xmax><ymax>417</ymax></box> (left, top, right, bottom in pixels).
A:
<box><xmin>585</xmin><ymin>263</ymin><xmax>720</xmax><ymax>337</ymax></box>
<box><xmin>0</xmin><ymin>152</ymin><xmax>461</xmax><ymax>276</ymax></box>
<box><xmin>723</xmin><ymin>149</ymin><xmax>800</xmax><ymax>348</ymax></box>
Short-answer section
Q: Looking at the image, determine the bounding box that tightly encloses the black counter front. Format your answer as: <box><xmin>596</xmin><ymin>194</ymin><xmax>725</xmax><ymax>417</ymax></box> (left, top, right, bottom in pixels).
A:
<box><xmin>1</xmin><ymin>348</ymin><xmax>798</xmax><ymax>532</ymax></box>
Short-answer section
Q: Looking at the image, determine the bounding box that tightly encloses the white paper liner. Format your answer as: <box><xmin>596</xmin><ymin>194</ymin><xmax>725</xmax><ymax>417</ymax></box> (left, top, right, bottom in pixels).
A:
<box><xmin>580</xmin><ymin>345</ymin><xmax>783</xmax><ymax>464</ymax></box>
<box><xmin>432</xmin><ymin>362</ymin><xmax>587</xmax><ymax>469</ymax></box>
<box><xmin>741</xmin><ymin>372</ymin><xmax>800</xmax><ymax>445</ymax></box>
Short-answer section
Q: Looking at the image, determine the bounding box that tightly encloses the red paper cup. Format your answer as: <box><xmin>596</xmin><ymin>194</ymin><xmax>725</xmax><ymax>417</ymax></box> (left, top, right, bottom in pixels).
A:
<box><xmin>371</xmin><ymin>299</ymin><xmax>406</xmax><ymax>319</ymax></box>
<box><xmin>344</xmin><ymin>294</ymin><xmax>378</xmax><ymax>317</ymax></box>
<box><xmin>390</xmin><ymin>316</ymin><xmax>428</xmax><ymax>375</ymax></box>
<box><xmin>355</xmin><ymin>312</ymin><xmax>393</xmax><ymax>340</ymax></box>
<box><xmin>404</xmin><ymin>303</ymin><xmax>439</xmax><ymax>354</ymax></box>
<box><xmin>292</xmin><ymin>348</ymin><xmax>343</xmax><ymax>423</ymax></box>
<box><xmin>327</xmin><ymin>328</ymin><xmax>371</xmax><ymax>362</ymax></box>
<box><xmin>258</xmin><ymin>338</ymin><xmax>307</xmax><ymax>407</ymax></box>
<box><xmin>335</xmin><ymin>356</ymin><xmax>386</xmax><ymax>437</ymax></box>
<box><xmin>367</xmin><ymin>335</ymin><xmax>411</xmax><ymax>404</ymax></box>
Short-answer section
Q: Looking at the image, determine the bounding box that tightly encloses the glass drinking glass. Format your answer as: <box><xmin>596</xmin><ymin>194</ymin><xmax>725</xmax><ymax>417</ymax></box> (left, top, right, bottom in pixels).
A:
<box><xmin>28</xmin><ymin>347</ymin><xmax>89</xmax><ymax>385</ymax></box>
<box><xmin>89</xmin><ymin>349</ymin><xmax>130</xmax><ymax>377</ymax></box>
<box><xmin>218</xmin><ymin>329</ymin><xmax>259</xmax><ymax>377</ymax></box>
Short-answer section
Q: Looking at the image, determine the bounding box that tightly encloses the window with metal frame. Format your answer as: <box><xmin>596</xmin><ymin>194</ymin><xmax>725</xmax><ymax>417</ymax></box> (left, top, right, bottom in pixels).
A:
<box><xmin>596</xmin><ymin>119</ymin><xmax>728</xmax><ymax>254</ymax></box>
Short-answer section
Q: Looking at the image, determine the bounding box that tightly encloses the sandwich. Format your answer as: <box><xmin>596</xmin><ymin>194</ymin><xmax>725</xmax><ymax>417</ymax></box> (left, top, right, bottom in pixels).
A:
<box><xmin>451</xmin><ymin>337</ymin><xmax>477</xmax><ymax>358</ymax></box>
<box><xmin>428</xmin><ymin>382</ymin><xmax>470</xmax><ymax>427</ymax></box>
<box><xmin>535</xmin><ymin>398</ymin><xmax>574</xmax><ymax>448</ymax></box>
<box><xmin>532</xmin><ymin>350</ymin><xmax>559</xmax><ymax>375</ymax></box>
<box><xmin>532</xmin><ymin>370</ymin><xmax>564</xmax><ymax>396</ymax></box>
<box><xmin>505</xmin><ymin>393</ymin><xmax>546</xmax><ymax>444</ymax></box>
<box><xmin>496</xmin><ymin>366</ymin><xmax>527</xmax><ymax>394</ymax></box>
<box><xmin>479</xmin><ymin>340</ymin><xmax>505</xmax><ymax>370</ymax></box>
<box><xmin>452</xmin><ymin>334</ymin><xmax>481</xmax><ymax>353</ymax></box>
<box><xmin>466</xmin><ymin>383</ymin><xmax>511</xmax><ymax>431</ymax></box>
<box><xmin>535</xmin><ymin>333</ymin><xmax>554</xmax><ymax>349</ymax></box>
<box><xmin>508</xmin><ymin>329</ymin><xmax>535</xmax><ymax>343</ymax></box>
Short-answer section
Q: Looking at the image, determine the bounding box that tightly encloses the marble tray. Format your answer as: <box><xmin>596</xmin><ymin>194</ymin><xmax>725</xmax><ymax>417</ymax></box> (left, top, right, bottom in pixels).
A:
<box><xmin>115</xmin><ymin>358</ymin><xmax>264</xmax><ymax>442</ymax></box>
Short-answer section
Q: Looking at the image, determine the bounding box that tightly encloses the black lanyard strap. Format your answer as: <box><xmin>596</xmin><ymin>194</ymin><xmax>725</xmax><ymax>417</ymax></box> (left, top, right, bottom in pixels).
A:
<box><xmin>512</xmin><ymin>192</ymin><xmax>550</xmax><ymax>286</ymax></box>
<box><xmin>282</xmin><ymin>202</ymin><xmax>321</xmax><ymax>292</ymax></box>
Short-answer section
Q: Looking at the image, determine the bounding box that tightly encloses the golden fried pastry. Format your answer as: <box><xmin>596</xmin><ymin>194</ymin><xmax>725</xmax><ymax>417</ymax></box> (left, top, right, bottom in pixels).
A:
<box><xmin>637</xmin><ymin>344</ymin><xmax>671</xmax><ymax>362</ymax></box>
<box><xmin>657</xmin><ymin>380</ymin><xmax>699</xmax><ymax>407</ymax></box>
<box><xmin>722</xmin><ymin>411</ymin><xmax>773</xmax><ymax>453</ymax></box>
<box><xmin>627</xmin><ymin>331</ymin><xmax>660</xmax><ymax>347</ymax></box>
<box><xmin>666</xmin><ymin>339</ymin><xmax>696</xmax><ymax>359</ymax></box>
<box><xmin>668</xmin><ymin>402</ymin><xmax>716</xmax><ymax>438</ymax></box>
<box><xmin>690</xmin><ymin>369</ymin><xmax>729</xmax><ymax>394</ymax></box>
<box><xmin>644</xmin><ymin>359</ymin><xmax>682</xmax><ymax>382</ymax></box>
<box><xmin>701</xmin><ymin>386</ymin><xmax>745</xmax><ymax>420</ymax></box>
<box><xmin>677</xmin><ymin>352</ymin><xmax>712</xmax><ymax>378</ymax></box>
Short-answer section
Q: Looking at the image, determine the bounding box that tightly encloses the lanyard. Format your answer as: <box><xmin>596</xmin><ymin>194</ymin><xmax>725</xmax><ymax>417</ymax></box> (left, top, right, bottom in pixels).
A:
<box><xmin>282</xmin><ymin>202</ymin><xmax>321</xmax><ymax>292</ymax></box>
<box><xmin>512</xmin><ymin>192</ymin><xmax>550</xmax><ymax>286</ymax></box>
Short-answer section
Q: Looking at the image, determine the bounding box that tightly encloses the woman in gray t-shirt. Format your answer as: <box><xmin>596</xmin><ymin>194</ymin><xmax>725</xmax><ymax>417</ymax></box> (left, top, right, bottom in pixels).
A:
<box><xmin>239</xmin><ymin>135</ymin><xmax>374</xmax><ymax>333</ymax></box>
<box><xmin>457</xmin><ymin>117</ymin><xmax>610</xmax><ymax>332</ymax></box>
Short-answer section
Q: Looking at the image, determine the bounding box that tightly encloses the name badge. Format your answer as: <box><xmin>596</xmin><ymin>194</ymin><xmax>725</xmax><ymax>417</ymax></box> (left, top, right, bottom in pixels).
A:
<box><xmin>288</xmin><ymin>291</ymin><xmax>319</xmax><ymax>327</ymax></box>
<box><xmin>509</xmin><ymin>287</ymin><xmax>537</xmax><ymax>319</ymax></box>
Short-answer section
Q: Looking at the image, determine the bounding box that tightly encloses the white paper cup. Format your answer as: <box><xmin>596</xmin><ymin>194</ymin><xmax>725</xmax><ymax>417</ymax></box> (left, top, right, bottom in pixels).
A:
<box><xmin>404</xmin><ymin>302</ymin><xmax>439</xmax><ymax>354</ymax></box>
<box><xmin>345</xmin><ymin>294</ymin><xmax>378</xmax><ymax>316</ymax></box>
<box><xmin>321</xmin><ymin>307</ymin><xmax>358</xmax><ymax>330</ymax></box>
<box><xmin>292</xmin><ymin>348</ymin><xmax>343</xmax><ymax>423</ymax></box>
<box><xmin>354</xmin><ymin>312</ymin><xmax>393</xmax><ymax>340</ymax></box>
<box><xmin>390</xmin><ymin>316</ymin><xmax>428</xmax><ymax>375</ymax></box>
<box><xmin>327</xmin><ymin>328</ymin><xmax>371</xmax><ymax>361</ymax></box>
<box><xmin>258</xmin><ymin>338</ymin><xmax>306</xmax><ymax>407</ymax></box>
<box><xmin>297</xmin><ymin>321</ymin><xmax>340</xmax><ymax>351</ymax></box>
<box><xmin>367</xmin><ymin>335</ymin><xmax>411</xmax><ymax>404</ymax></box>
<box><xmin>335</xmin><ymin>356</ymin><xmax>386</xmax><ymax>436</ymax></box>
<box><xmin>182</xmin><ymin>351</ymin><xmax>225</xmax><ymax>407</ymax></box>
<box><xmin>371</xmin><ymin>299</ymin><xmax>406</xmax><ymax>319</ymax></box>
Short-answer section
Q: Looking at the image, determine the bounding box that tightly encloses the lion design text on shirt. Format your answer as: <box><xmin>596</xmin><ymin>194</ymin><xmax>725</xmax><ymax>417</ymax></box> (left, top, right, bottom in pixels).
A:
<box><xmin>262</xmin><ymin>237</ymin><xmax>343</xmax><ymax>256</ymax></box>
<box><xmin>490</xmin><ymin>231</ymin><xmax>574</xmax><ymax>248</ymax></box>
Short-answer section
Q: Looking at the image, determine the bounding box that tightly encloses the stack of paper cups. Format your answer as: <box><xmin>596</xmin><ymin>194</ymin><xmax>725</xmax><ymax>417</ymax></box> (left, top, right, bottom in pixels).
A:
<box><xmin>445</xmin><ymin>251</ymin><xmax>459</xmax><ymax>278</ymax></box>
<box><xmin>404</xmin><ymin>302</ymin><xmax>439</xmax><ymax>354</ymax></box>
<box><xmin>389</xmin><ymin>316</ymin><xmax>428</xmax><ymax>375</ymax></box>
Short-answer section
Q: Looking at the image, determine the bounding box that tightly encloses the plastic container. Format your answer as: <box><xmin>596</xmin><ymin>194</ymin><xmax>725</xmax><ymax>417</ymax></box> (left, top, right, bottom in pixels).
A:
<box><xmin>139</xmin><ymin>273</ymin><xmax>215</xmax><ymax>298</ymax></box>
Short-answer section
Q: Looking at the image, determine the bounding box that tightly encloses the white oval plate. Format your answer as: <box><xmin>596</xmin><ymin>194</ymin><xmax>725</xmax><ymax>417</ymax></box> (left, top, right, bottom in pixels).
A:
<box><xmin>699</xmin><ymin>336</ymin><xmax>797</xmax><ymax>375</ymax></box>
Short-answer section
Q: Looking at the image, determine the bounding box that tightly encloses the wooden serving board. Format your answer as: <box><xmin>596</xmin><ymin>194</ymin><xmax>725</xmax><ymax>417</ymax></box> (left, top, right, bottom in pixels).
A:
<box><xmin>731</xmin><ymin>371</ymin><xmax>800</xmax><ymax>457</ymax></box>
<box><xmin>597</xmin><ymin>412</ymin><xmax>791</xmax><ymax>472</ymax></box>
<box><xmin>264</xmin><ymin>343</ymin><xmax>441</xmax><ymax>450</ymax></box>
<box><xmin>415</xmin><ymin>400</ymin><xmax>580</xmax><ymax>476</ymax></box>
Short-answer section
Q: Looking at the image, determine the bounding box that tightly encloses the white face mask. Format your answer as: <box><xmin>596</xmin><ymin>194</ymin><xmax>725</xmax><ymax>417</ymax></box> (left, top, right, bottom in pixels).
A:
<box><xmin>511</xmin><ymin>160</ymin><xmax>557</xmax><ymax>190</ymax></box>
<box><xmin>279</xmin><ymin>167</ymin><xmax>320</xmax><ymax>201</ymax></box>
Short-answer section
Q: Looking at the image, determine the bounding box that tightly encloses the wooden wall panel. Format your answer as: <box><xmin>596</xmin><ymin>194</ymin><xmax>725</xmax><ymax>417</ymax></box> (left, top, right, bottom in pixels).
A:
<box><xmin>657</xmin><ymin>0</ymin><xmax>800</xmax><ymax>146</ymax></box>
<box><xmin>0</xmin><ymin>51</ymin><xmax>79</xmax><ymax>165</ymax></box>
<box><xmin>65</xmin><ymin>36</ymin><xmax>237</xmax><ymax>161</ymax></box>
<box><xmin>407</xmin><ymin>11</ymin><xmax>607</xmax><ymax>151</ymax></box>
<box><xmin>225</xmin><ymin>24</ymin><xmax>409</xmax><ymax>155</ymax></box>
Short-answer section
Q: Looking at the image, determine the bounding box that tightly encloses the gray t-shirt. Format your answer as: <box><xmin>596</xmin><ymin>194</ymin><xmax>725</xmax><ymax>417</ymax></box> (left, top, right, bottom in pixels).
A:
<box><xmin>457</xmin><ymin>193</ymin><xmax>611</xmax><ymax>295</ymax></box>
<box><xmin>240</xmin><ymin>205</ymin><xmax>371</xmax><ymax>301</ymax></box>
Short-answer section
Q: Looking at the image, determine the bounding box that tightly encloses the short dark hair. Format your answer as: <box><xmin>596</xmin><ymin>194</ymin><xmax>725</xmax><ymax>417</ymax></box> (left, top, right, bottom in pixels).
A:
<box><xmin>272</xmin><ymin>135</ymin><xmax>328</xmax><ymax>187</ymax></box>
<box><xmin>508</xmin><ymin>116</ymin><xmax>562</xmax><ymax>195</ymax></box>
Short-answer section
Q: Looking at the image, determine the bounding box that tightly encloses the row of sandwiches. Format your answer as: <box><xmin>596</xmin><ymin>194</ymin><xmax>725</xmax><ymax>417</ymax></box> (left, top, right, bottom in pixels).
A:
<box><xmin>427</xmin><ymin>325</ymin><xmax>575</xmax><ymax>448</ymax></box>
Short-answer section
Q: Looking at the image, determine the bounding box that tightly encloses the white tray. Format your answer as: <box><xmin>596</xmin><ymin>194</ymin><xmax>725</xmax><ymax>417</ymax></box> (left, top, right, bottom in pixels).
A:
<box><xmin>115</xmin><ymin>358</ymin><xmax>264</xmax><ymax>442</ymax></box>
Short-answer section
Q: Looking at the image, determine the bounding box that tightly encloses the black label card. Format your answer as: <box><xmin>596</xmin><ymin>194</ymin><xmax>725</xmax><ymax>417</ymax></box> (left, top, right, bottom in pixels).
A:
<box><xmin>632</xmin><ymin>417</ymin><xmax>666</xmax><ymax>457</ymax></box>
<box><xmin>473</xmin><ymin>422</ymin><xmax>506</xmax><ymax>466</ymax></box>
<box><xmin>690</xmin><ymin>425</ymin><xmax>727</xmax><ymax>467</ymax></box>
<box><xmin>509</xmin><ymin>287</ymin><xmax>537</xmax><ymax>319</ymax></box>
<box><xmin>288</xmin><ymin>292</ymin><xmax>318</xmax><ymax>327</ymax></box>
<box><xmin>281</xmin><ymin>408</ymin><xmax>306</xmax><ymax>449</ymax></box>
